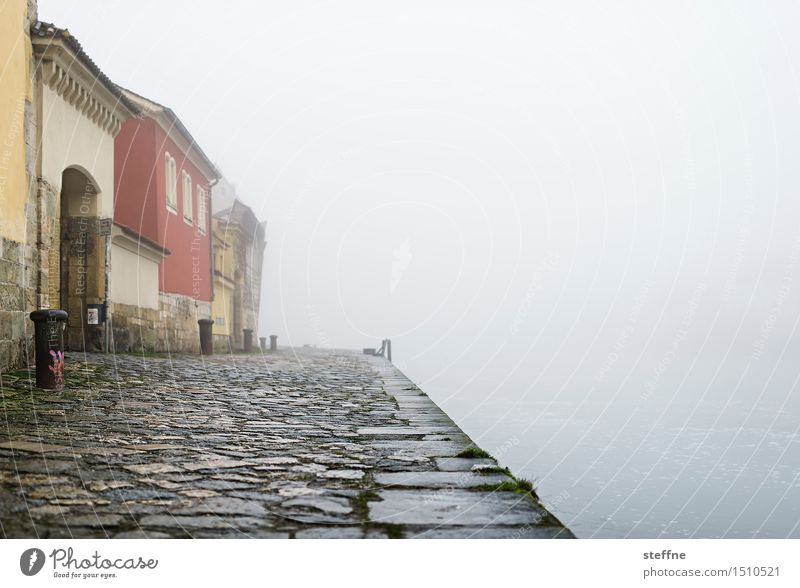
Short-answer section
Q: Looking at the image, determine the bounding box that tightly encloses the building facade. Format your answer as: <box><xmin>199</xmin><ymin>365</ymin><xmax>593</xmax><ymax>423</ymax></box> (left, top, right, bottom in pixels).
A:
<box><xmin>1</xmin><ymin>4</ymin><xmax>260</xmax><ymax>367</ymax></box>
<box><xmin>1</xmin><ymin>3</ymin><xmax>141</xmax><ymax>369</ymax></box>
<box><xmin>0</xmin><ymin>0</ymin><xmax>36</xmax><ymax>370</ymax></box>
<box><xmin>112</xmin><ymin>91</ymin><xmax>219</xmax><ymax>353</ymax></box>
<box><xmin>211</xmin><ymin>220</ymin><xmax>235</xmax><ymax>350</ymax></box>
<box><xmin>32</xmin><ymin>22</ymin><xmax>139</xmax><ymax>353</ymax></box>
<box><xmin>211</xmin><ymin>181</ymin><xmax>266</xmax><ymax>351</ymax></box>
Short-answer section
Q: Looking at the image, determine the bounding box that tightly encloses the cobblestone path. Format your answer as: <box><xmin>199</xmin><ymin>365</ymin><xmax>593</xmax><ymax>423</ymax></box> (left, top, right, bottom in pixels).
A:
<box><xmin>0</xmin><ymin>349</ymin><xmax>573</xmax><ymax>538</ymax></box>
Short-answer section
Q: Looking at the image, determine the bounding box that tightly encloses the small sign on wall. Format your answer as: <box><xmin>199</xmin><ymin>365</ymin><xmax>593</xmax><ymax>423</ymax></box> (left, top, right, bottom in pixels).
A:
<box><xmin>87</xmin><ymin>304</ymin><xmax>105</xmax><ymax>325</ymax></box>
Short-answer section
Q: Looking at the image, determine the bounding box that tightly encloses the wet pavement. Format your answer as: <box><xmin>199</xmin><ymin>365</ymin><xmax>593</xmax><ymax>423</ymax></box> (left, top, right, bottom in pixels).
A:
<box><xmin>0</xmin><ymin>349</ymin><xmax>572</xmax><ymax>538</ymax></box>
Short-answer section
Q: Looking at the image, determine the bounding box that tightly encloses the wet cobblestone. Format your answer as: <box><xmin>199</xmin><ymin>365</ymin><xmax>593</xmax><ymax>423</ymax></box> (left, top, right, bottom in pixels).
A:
<box><xmin>0</xmin><ymin>349</ymin><xmax>572</xmax><ymax>538</ymax></box>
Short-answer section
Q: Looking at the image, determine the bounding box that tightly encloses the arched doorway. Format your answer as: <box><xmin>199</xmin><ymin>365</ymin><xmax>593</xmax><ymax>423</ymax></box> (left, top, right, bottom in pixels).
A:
<box><xmin>59</xmin><ymin>167</ymin><xmax>107</xmax><ymax>352</ymax></box>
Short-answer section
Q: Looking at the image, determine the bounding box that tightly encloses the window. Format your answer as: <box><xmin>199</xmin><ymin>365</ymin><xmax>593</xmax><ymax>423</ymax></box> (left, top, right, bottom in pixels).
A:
<box><xmin>215</xmin><ymin>316</ymin><xmax>225</xmax><ymax>326</ymax></box>
<box><xmin>165</xmin><ymin>153</ymin><xmax>177</xmax><ymax>212</ymax></box>
<box><xmin>197</xmin><ymin>186</ymin><xmax>207</xmax><ymax>234</ymax></box>
<box><xmin>182</xmin><ymin>170</ymin><xmax>193</xmax><ymax>224</ymax></box>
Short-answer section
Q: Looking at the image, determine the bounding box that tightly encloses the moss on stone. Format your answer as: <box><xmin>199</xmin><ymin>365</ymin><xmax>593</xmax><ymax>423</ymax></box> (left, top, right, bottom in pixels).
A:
<box><xmin>455</xmin><ymin>446</ymin><xmax>491</xmax><ymax>459</ymax></box>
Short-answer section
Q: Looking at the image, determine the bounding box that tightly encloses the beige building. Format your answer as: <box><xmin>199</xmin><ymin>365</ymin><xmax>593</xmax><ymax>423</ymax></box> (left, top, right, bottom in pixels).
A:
<box><xmin>31</xmin><ymin>21</ymin><xmax>139</xmax><ymax>352</ymax></box>
<box><xmin>1</xmin><ymin>3</ymin><xmax>138</xmax><ymax>367</ymax></box>
<box><xmin>211</xmin><ymin>179</ymin><xmax>266</xmax><ymax>351</ymax></box>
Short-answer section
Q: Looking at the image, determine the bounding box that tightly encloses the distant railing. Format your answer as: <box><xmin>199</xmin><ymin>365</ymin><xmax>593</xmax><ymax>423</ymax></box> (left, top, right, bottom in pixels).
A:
<box><xmin>363</xmin><ymin>339</ymin><xmax>392</xmax><ymax>362</ymax></box>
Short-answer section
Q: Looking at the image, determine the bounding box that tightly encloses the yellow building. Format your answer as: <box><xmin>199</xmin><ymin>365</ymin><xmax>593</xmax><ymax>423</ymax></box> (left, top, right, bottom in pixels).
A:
<box><xmin>0</xmin><ymin>0</ymin><xmax>35</xmax><ymax>370</ymax></box>
<box><xmin>1</xmin><ymin>4</ymin><xmax>139</xmax><ymax>369</ymax></box>
<box><xmin>211</xmin><ymin>224</ymin><xmax>235</xmax><ymax>346</ymax></box>
<box><xmin>0</xmin><ymin>0</ymin><xmax>30</xmax><ymax>244</ymax></box>
<box><xmin>210</xmin><ymin>178</ymin><xmax>266</xmax><ymax>351</ymax></box>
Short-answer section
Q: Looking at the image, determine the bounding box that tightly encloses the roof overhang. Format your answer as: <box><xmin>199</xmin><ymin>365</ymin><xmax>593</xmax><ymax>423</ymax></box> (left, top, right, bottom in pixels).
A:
<box><xmin>31</xmin><ymin>27</ymin><xmax>139</xmax><ymax>136</ymax></box>
<box><xmin>122</xmin><ymin>89</ymin><xmax>221</xmax><ymax>182</ymax></box>
<box><xmin>112</xmin><ymin>224</ymin><xmax>171</xmax><ymax>264</ymax></box>
<box><xmin>212</xmin><ymin>199</ymin><xmax>266</xmax><ymax>243</ymax></box>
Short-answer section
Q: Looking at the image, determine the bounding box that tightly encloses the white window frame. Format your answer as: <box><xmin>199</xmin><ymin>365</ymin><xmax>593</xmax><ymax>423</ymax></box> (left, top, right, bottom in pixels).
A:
<box><xmin>165</xmin><ymin>152</ymin><xmax>177</xmax><ymax>213</ymax></box>
<box><xmin>182</xmin><ymin>170</ymin><xmax>193</xmax><ymax>224</ymax></box>
<box><xmin>197</xmin><ymin>185</ymin><xmax>207</xmax><ymax>234</ymax></box>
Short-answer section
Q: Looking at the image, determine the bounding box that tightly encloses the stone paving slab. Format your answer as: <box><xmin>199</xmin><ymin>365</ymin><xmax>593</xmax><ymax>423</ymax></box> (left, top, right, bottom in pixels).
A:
<box><xmin>370</xmin><ymin>490</ymin><xmax>558</xmax><ymax>527</ymax></box>
<box><xmin>0</xmin><ymin>349</ymin><xmax>573</xmax><ymax>539</ymax></box>
<box><xmin>374</xmin><ymin>471</ymin><xmax>511</xmax><ymax>488</ymax></box>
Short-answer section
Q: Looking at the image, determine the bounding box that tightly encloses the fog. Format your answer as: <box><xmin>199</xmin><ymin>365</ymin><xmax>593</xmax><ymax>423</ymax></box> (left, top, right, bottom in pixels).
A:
<box><xmin>39</xmin><ymin>0</ymin><xmax>800</xmax><ymax>536</ymax></box>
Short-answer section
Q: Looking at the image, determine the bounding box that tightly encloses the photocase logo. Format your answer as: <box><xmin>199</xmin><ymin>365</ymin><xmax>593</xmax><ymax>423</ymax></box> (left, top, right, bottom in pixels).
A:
<box><xmin>390</xmin><ymin>238</ymin><xmax>412</xmax><ymax>294</ymax></box>
<box><xmin>20</xmin><ymin>548</ymin><xmax>46</xmax><ymax>576</ymax></box>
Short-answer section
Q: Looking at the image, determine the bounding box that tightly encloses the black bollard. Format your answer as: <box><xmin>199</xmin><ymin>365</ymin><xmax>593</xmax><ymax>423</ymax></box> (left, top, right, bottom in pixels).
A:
<box><xmin>259</xmin><ymin>336</ymin><xmax>266</xmax><ymax>351</ymax></box>
<box><xmin>243</xmin><ymin>329</ymin><xmax>253</xmax><ymax>353</ymax></box>
<box><xmin>198</xmin><ymin>319</ymin><xmax>214</xmax><ymax>355</ymax></box>
<box><xmin>269</xmin><ymin>335</ymin><xmax>278</xmax><ymax>352</ymax></box>
<box><xmin>29</xmin><ymin>309</ymin><xmax>68</xmax><ymax>390</ymax></box>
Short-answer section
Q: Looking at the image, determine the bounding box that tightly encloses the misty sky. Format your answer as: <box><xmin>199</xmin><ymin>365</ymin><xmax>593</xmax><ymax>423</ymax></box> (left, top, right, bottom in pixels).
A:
<box><xmin>38</xmin><ymin>0</ymin><xmax>800</xmax><ymax>421</ymax></box>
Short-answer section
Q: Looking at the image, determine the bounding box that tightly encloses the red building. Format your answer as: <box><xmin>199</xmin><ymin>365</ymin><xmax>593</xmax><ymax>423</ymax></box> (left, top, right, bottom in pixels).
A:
<box><xmin>111</xmin><ymin>89</ymin><xmax>220</xmax><ymax>352</ymax></box>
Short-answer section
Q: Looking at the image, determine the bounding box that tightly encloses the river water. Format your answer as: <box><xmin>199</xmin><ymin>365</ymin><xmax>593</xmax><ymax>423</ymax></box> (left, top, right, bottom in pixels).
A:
<box><xmin>410</xmin><ymin>358</ymin><xmax>800</xmax><ymax>539</ymax></box>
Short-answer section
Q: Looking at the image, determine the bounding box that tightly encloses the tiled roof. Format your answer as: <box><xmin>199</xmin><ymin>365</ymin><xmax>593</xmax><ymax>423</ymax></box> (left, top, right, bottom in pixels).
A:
<box><xmin>120</xmin><ymin>87</ymin><xmax>221</xmax><ymax>181</ymax></box>
<box><xmin>213</xmin><ymin>199</ymin><xmax>265</xmax><ymax>241</ymax></box>
<box><xmin>31</xmin><ymin>21</ymin><xmax>141</xmax><ymax>116</ymax></box>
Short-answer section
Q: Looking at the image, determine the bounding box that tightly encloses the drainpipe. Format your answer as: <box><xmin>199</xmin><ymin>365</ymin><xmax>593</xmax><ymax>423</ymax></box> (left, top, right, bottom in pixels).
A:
<box><xmin>208</xmin><ymin>176</ymin><xmax>219</xmax><ymax>314</ymax></box>
<box><xmin>104</xmin><ymin>226</ymin><xmax>111</xmax><ymax>353</ymax></box>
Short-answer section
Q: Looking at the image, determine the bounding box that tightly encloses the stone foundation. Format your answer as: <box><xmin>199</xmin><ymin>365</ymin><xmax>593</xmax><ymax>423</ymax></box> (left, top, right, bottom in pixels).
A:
<box><xmin>109</xmin><ymin>302</ymin><xmax>160</xmax><ymax>353</ymax></box>
<box><xmin>212</xmin><ymin>333</ymin><xmax>232</xmax><ymax>353</ymax></box>
<box><xmin>158</xmin><ymin>293</ymin><xmax>210</xmax><ymax>353</ymax></box>
<box><xmin>0</xmin><ymin>238</ymin><xmax>33</xmax><ymax>371</ymax></box>
<box><xmin>109</xmin><ymin>294</ymin><xmax>210</xmax><ymax>354</ymax></box>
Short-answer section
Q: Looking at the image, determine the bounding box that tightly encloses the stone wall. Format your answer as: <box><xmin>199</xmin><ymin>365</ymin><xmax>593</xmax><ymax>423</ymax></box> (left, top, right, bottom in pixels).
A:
<box><xmin>158</xmin><ymin>293</ymin><xmax>210</xmax><ymax>353</ymax></box>
<box><xmin>0</xmin><ymin>239</ymin><xmax>30</xmax><ymax>370</ymax></box>
<box><xmin>109</xmin><ymin>302</ymin><xmax>160</xmax><ymax>353</ymax></box>
<box><xmin>110</xmin><ymin>294</ymin><xmax>210</xmax><ymax>354</ymax></box>
<box><xmin>212</xmin><ymin>333</ymin><xmax>233</xmax><ymax>353</ymax></box>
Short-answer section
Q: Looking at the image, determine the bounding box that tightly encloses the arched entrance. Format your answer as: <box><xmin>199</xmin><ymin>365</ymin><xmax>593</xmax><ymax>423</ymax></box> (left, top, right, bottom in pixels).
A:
<box><xmin>59</xmin><ymin>167</ymin><xmax>108</xmax><ymax>352</ymax></box>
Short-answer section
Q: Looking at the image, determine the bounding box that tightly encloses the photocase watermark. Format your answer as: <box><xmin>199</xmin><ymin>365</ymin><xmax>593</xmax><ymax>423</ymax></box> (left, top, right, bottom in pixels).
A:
<box><xmin>20</xmin><ymin>548</ymin><xmax>46</xmax><ymax>576</ymax></box>
<box><xmin>18</xmin><ymin>547</ymin><xmax>159</xmax><ymax>580</ymax></box>
<box><xmin>71</xmin><ymin>177</ymin><xmax>97</xmax><ymax>298</ymax></box>
<box><xmin>507</xmin><ymin>489</ymin><xmax>571</xmax><ymax>538</ymax></box>
<box><xmin>72</xmin><ymin>217</ymin><xmax>89</xmax><ymax>296</ymax></box>
<box><xmin>390</xmin><ymin>238</ymin><xmax>412</xmax><ymax>294</ymax></box>
<box><xmin>190</xmin><ymin>230</ymin><xmax>204</xmax><ymax>300</ymax></box>
<box><xmin>722</xmin><ymin>175</ymin><xmax>755</xmax><ymax>302</ymax></box>
<box><xmin>595</xmin><ymin>279</ymin><xmax>653</xmax><ymax>383</ymax></box>
<box><xmin>307</xmin><ymin>303</ymin><xmax>333</xmax><ymax>349</ymax></box>
<box><xmin>752</xmin><ymin>231</ymin><xmax>800</xmax><ymax>360</ymax></box>
<box><xmin>511</xmin><ymin>250</ymin><xmax>560</xmax><ymax>335</ymax></box>
<box><xmin>640</xmin><ymin>282</ymin><xmax>707</xmax><ymax>401</ymax></box>
<box><xmin>0</xmin><ymin>93</ymin><xmax>26</xmax><ymax>234</ymax></box>
<box><xmin>286</xmin><ymin>148</ymin><xmax>358</xmax><ymax>224</ymax></box>
<box><xmin>492</xmin><ymin>435</ymin><xmax>520</xmax><ymax>462</ymax></box>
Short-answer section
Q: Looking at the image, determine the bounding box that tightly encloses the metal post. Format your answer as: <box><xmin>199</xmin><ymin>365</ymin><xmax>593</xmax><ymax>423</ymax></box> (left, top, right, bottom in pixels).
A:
<box><xmin>386</xmin><ymin>339</ymin><xmax>392</xmax><ymax>362</ymax></box>
<box><xmin>269</xmin><ymin>335</ymin><xmax>278</xmax><ymax>352</ymax></box>
<box><xmin>198</xmin><ymin>319</ymin><xmax>214</xmax><ymax>355</ymax></box>
<box><xmin>243</xmin><ymin>329</ymin><xmax>253</xmax><ymax>352</ymax></box>
<box><xmin>259</xmin><ymin>336</ymin><xmax>266</xmax><ymax>351</ymax></box>
<box><xmin>29</xmin><ymin>310</ymin><xmax>68</xmax><ymax>389</ymax></box>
